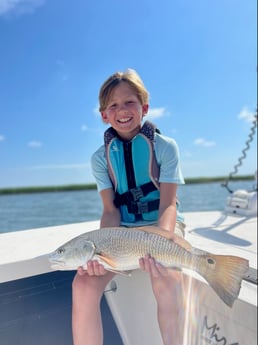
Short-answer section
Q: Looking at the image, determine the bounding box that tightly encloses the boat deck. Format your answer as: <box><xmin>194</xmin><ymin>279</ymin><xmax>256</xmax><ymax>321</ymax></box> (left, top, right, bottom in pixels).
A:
<box><xmin>0</xmin><ymin>211</ymin><xmax>257</xmax><ymax>345</ymax></box>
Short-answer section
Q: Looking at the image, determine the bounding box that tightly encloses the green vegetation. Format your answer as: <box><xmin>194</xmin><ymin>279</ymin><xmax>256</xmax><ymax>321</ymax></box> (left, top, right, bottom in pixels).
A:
<box><xmin>0</xmin><ymin>183</ymin><xmax>97</xmax><ymax>195</ymax></box>
<box><xmin>0</xmin><ymin>175</ymin><xmax>254</xmax><ymax>195</ymax></box>
<box><xmin>184</xmin><ymin>175</ymin><xmax>254</xmax><ymax>184</ymax></box>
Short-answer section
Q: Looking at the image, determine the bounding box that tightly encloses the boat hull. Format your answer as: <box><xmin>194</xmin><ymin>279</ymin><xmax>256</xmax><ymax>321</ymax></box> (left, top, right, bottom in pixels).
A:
<box><xmin>105</xmin><ymin>269</ymin><xmax>257</xmax><ymax>345</ymax></box>
<box><xmin>0</xmin><ymin>271</ymin><xmax>123</xmax><ymax>345</ymax></box>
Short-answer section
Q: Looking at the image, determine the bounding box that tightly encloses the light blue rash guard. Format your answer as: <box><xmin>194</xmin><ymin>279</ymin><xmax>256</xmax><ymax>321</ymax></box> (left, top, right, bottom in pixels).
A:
<box><xmin>91</xmin><ymin>127</ymin><xmax>185</xmax><ymax>226</ymax></box>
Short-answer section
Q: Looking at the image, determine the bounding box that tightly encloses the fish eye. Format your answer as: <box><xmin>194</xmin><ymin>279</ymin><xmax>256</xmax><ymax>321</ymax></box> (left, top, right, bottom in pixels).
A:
<box><xmin>57</xmin><ymin>248</ymin><xmax>65</xmax><ymax>255</ymax></box>
<box><xmin>207</xmin><ymin>258</ymin><xmax>215</xmax><ymax>265</ymax></box>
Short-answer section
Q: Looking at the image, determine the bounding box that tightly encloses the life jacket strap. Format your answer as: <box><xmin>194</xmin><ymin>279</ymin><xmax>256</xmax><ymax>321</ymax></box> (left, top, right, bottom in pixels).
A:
<box><xmin>127</xmin><ymin>199</ymin><xmax>160</xmax><ymax>214</ymax></box>
<box><xmin>114</xmin><ymin>181</ymin><xmax>158</xmax><ymax>207</ymax></box>
<box><xmin>104</xmin><ymin>121</ymin><xmax>161</xmax><ymax>191</ymax></box>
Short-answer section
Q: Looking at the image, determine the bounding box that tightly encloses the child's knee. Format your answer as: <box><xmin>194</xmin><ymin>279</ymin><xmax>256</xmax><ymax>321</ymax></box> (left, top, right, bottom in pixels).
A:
<box><xmin>72</xmin><ymin>273</ymin><xmax>94</xmax><ymax>297</ymax></box>
<box><xmin>72</xmin><ymin>274</ymin><xmax>84</xmax><ymax>299</ymax></box>
<box><xmin>152</xmin><ymin>272</ymin><xmax>183</xmax><ymax>299</ymax></box>
<box><xmin>72</xmin><ymin>273</ymin><xmax>84</xmax><ymax>290</ymax></box>
<box><xmin>72</xmin><ymin>272</ymin><xmax>108</xmax><ymax>300</ymax></box>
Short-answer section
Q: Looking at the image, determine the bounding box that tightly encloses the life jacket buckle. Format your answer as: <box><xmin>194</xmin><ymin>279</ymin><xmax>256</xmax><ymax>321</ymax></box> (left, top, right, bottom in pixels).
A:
<box><xmin>128</xmin><ymin>187</ymin><xmax>144</xmax><ymax>202</ymax></box>
<box><xmin>129</xmin><ymin>202</ymin><xmax>149</xmax><ymax>214</ymax></box>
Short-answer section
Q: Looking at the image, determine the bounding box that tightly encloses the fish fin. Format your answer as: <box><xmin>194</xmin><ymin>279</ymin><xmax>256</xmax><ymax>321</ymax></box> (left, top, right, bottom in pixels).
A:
<box><xmin>106</xmin><ymin>269</ymin><xmax>132</xmax><ymax>277</ymax></box>
<box><xmin>190</xmin><ymin>247</ymin><xmax>208</xmax><ymax>256</ymax></box>
<box><xmin>132</xmin><ymin>225</ymin><xmax>169</xmax><ymax>238</ymax></box>
<box><xmin>135</xmin><ymin>226</ymin><xmax>193</xmax><ymax>251</ymax></box>
<box><xmin>95</xmin><ymin>254</ymin><xmax>132</xmax><ymax>276</ymax></box>
<box><xmin>134</xmin><ymin>225</ymin><xmax>173</xmax><ymax>239</ymax></box>
<box><xmin>96</xmin><ymin>254</ymin><xmax>117</xmax><ymax>268</ymax></box>
<box><xmin>198</xmin><ymin>253</ymin><xmax>249</xmax><ymax>307</ymax></box>
<box><xmin>170</xmin><ymin>235</ymin><xmax>192</xmax><ymax>251</ymax></box>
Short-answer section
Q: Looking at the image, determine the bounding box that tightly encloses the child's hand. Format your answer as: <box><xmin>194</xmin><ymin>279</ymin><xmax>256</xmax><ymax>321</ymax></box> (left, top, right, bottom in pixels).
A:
<box><xmin>77</xmin><ymin>260</ymin><xmax>107</xmax><ymax>276</ymax></box>
<box><xmin>139</xmin><ymin>254</ymin><xmax>169</xmax><ymax>278</ymax></box>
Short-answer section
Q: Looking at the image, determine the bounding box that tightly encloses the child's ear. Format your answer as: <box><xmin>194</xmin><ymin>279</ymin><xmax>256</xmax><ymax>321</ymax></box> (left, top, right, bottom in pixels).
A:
<box><xmin>142</xmin><ymin>104</ymin><xmax>149</xmax><ymax>116</ymax></box>
<box><xmin>101</xmin><ymin>111</ymin><xmax>109</xmax><ymax>123</ymax></box>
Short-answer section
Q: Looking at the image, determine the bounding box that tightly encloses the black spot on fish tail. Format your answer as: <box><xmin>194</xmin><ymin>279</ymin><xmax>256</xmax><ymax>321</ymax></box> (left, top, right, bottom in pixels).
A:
<box><xmin>207</xmin><ymin>257</ymin><xmax>216</xmax><ymax>265</ymax></box>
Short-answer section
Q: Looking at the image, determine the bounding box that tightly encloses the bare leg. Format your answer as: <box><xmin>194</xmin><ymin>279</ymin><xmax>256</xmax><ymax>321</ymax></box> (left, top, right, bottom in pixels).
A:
<box><xmin>140</xmin><ymin>256</ymin><xmax>189</xmax><ymax>345</ymax></box>
<box><xmin>154</xmin><ymin>271</ymin><xmax>188</xmax><ymax>345</ymax></box>
<box><xmin>72</xmin><ymin>271</ymin><xmax>114</xmax><ymax>345</ymax></box>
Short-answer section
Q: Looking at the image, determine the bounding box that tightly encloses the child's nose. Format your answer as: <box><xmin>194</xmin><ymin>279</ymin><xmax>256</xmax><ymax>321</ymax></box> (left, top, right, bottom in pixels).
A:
<box><xmin>117</xmin><ymin>103</ymin><xmax>128</xmax><ymax>112</ymax></box>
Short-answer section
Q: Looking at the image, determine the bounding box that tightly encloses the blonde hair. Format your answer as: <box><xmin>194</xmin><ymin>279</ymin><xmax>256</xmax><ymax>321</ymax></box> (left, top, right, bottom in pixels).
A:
<box><xmin>98</xmin><ymin>69</ymin><xmax>149</xmax><ymax>112</ymax></box>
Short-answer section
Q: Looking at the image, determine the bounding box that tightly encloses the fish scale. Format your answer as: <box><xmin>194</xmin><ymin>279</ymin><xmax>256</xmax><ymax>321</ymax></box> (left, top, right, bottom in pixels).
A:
<box><xmin>87</xmin><ymin>228</ymin><xmax>196</xmax><ymax>270</ymax></box>
<box><xmin>49</xmin><ymin>226</ymin><xmax>249</xmax><ymax>307</ymax></box>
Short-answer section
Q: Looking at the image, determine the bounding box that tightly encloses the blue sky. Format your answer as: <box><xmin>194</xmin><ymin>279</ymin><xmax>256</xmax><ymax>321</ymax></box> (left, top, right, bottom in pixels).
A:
<box><xmin>0</xmin><ymin>0</ymin><xmax>257</xmax><ymax>188</ymax></box>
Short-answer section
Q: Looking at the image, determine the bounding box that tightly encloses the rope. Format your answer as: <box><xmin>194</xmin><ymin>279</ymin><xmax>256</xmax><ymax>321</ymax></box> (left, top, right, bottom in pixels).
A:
<box><xmin>221</xmin><ymin>111</ymin><xmax>257</xmax><ymax>193</ymax></box>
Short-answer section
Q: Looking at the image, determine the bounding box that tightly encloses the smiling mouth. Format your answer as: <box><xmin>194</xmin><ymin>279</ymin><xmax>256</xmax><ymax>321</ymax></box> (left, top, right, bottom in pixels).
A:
<box><xmin>117</xmin><ymin>117</ymin><xmax>132</xmax><ymax>124</ymax></box>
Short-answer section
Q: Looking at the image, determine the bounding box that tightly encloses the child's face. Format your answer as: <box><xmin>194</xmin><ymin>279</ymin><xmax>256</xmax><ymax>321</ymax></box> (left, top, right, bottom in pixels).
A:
<box><xmin>101</xmin><ymin>81</ymin><xmax>148</xmax><ymax>141</ymax></box>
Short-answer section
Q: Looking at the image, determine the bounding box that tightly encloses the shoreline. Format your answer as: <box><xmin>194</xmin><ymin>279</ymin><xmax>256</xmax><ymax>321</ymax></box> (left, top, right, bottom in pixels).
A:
<box><xmin>0</xmin><ymin>175</ymin><xmax>254</xmax><ymax>195</ymax></box>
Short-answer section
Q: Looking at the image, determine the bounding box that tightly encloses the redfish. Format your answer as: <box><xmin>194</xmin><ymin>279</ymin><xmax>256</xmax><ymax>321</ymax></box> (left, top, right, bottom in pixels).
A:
<box><xmin>49</xmin><ymin>226</ymin><xmax>249</xmax><ymax>307</ymax></box>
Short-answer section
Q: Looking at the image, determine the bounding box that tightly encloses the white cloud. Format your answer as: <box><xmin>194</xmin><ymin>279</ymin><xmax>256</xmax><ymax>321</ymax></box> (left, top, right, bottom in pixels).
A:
<box><xmin>147</xmin><ymin>107</ymin><xmax>167</xmax><ymax>120</ymax></box>
<box><xmin>27</xmin><ymin>140</ymin><xmax>42</xmax><ymax>148</ymax></box>
<box><xmin>238</xmin><ymin>107</ymin><xmax>256</xmax><ymax>123</ymax></box>
<box><xmin>81</xmin><ymin>124</ymin><xmax>88</xmax><ymax>131</ymax></box>
<box><xmin>94</xmin><ymin>105</ymin><xmax>100</xmax><ymax>115</ymax></box>
<box><xmin>194</xmin><ymin>138</ymin><xmax>216</xmax><ymax>147</ymax></box>
<box><xmin>0</xmin><ymin>0</ymin><xmax>44</xmax><ymax>16</ymax></box>
<box><xmin>0</xmin><ymin>135</ymin><xmax>5</xmax><ymax>141</ymax></box>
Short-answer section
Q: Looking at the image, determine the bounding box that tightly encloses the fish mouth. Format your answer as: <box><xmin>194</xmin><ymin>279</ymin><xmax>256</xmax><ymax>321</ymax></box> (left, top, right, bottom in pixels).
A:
<box><xmin>50</xmin><ymin>263</ymin><xmax>66</xmax><ymax>270</ymax></box>
<box><xmin>49</xmin><ymin>257</ymin><xmax>81</xmax><ymax>271</ymax></box>
<box><xmin>49</xmin><ymin>258</ymin><xmax>67</xmax><ymax>269</ymax></box>
<box><xmin>50</xmin><ymin>261</ymin><xmax>75</xmax><ymax>271</ymax></box>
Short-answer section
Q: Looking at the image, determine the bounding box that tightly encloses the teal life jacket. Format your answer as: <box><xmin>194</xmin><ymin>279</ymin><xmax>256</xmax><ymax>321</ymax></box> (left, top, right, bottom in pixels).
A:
<box><xmin>104</xmin><ymin>121</ymin><xmax>161</xmax><ymax>223</ymax></box>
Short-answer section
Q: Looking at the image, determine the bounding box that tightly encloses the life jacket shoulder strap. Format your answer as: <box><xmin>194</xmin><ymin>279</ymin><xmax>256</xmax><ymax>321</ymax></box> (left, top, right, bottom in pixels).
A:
<box><xmin>104</xmin><ymin>126</ymin><xmax>117</xmax><ymax>147</ymax></box>
<box><xmin>140</xmin><ymin>120</ymin><xmax>161</xmax><ymax>141</ymax></box>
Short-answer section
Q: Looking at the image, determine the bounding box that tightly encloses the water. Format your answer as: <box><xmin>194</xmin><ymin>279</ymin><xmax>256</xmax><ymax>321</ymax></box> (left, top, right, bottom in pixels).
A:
<box><xmin>0</xmin><ymin>181</ymin><xmax>255</xmax><ymax>233</ymax></box>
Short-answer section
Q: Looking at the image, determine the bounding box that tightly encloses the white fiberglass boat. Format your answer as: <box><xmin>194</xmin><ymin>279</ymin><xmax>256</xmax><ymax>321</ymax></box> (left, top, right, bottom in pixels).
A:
<box><xmin>0</xmin><ymin>182</ymin><xmax>257</xmax><ymax>345</ymax></box>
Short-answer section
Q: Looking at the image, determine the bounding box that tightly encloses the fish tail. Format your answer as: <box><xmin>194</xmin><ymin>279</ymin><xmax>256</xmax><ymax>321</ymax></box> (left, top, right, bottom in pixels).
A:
<box><xmin>197</xmin><ymin>253</ymin><xmax>249</xmax><ymax>307</ymax></box>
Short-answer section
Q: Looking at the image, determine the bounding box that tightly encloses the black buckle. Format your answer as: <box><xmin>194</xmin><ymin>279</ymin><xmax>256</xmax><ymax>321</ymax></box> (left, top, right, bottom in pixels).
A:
<box><xmin>136</xmin><ymin>202</ymin><xmax>149</xmax><ymax>213</ymax></box>
<box><xmin>128</xmin><ymin>187</ymin><xmax>144</xmax><ymax>202</ymax></box>
<box><xmin>128</xmin><ymin>202</ymin><xmax>149</xmax><ymax>214</ymax></box>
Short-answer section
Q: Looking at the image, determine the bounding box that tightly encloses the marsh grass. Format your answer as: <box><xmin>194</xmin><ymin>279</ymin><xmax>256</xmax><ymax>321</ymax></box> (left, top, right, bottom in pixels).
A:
<box><xmin>0</xmin><ymin>175</ymin><xmax>254</xmax><ymax>195</ymax></box>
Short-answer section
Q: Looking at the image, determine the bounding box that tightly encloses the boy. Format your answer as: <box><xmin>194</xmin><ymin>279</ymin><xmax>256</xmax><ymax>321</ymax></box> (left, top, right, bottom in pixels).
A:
<box><xmin>72</xmin><ymin>69</ymin><xmax>187</xmax><ymax>345</ymax></box>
